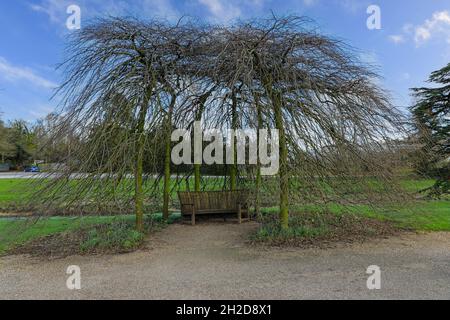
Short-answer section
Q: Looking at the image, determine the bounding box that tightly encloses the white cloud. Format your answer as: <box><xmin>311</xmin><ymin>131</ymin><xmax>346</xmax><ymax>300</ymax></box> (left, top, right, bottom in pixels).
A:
<box><xmin>303</xmin><ymin>0</ymin><xmax>318</xmax><ymax>7</ymax></box>
<box><xmin>402</xmin><ymin>23</ymin><xmax>414</xmax><ymax>34</ymax></box>
<box><xmin>0</xmin><ymin>57</ymin><xmax>57</xmax><ymax>89</ymax></box>
<box><xmin>141</xmin><ymin>0</ymin><xmax>180</xmax><ymax>19</ymax></box>
<box><xmin>338</xmin><ymin>0</ymin><xmax>369</xmax><ymax>14</ymax></box>
<box><xmin>299</xmin><ymin>0</ymin><xmax>369</xmax><ymax>12</ymax></box>
<box><xmin>29</xmin><ymin>0</ymin><xmax>180</xmax><ymax>25</ymax></box>
<box><xmin>388</xmin><ymin>34</ymin><xmax>405</xmax><ymax>45</ymax></box>
<box><xmin>388</xmin><ymin>11</ymin><xmax>450</xmax><ymax>47</ymax></box>
<box><xmin>29</xmin><ymin>0</ymin><xmax>72</xmax><ymax>24</ymax></box>
<box><xmin>198</xmin><ymin>0</ymin><xmax>241</xmax><ymax>23</ymax></box>
<box><xmin>414</xmin><ymin>11</ymin><xmax>450</xmax><ymax>46</ymax></box>
<box><xmin>414</xmin><ymin>27</ymin><xmax>431</xmax><ymax>43</ymax></box>
<box><xmin>28</xmin><ymin>105</ymin><xmax>56</xmax><ymax>119</ymax></box>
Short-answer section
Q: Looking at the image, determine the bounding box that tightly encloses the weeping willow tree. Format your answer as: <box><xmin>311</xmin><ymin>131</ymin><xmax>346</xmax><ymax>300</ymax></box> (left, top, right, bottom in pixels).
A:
<box><xmin>32</xmin><ymin>15</ymin><xmax>406</xmax><ymax>231</ymax></box>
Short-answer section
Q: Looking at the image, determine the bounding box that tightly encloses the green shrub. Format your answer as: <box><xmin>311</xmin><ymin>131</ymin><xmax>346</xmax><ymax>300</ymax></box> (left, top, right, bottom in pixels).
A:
<box><xmin>251</xmin><ymin>210</ymin><xmax>398</xmax><ymax>246</ymax></box>
<box><xmin>80</xmin><ymin>222</ymin><xmax>145</xmax><ymax>253</ymax></box>
<box><xmin>251</xmin><ymin>212</ymin><xmax>329</xmax><ymax>243</ymax></box>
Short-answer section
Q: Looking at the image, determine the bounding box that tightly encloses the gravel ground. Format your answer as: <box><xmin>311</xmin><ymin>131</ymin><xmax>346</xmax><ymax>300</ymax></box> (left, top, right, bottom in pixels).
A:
<box><xmin>0</xmin><ymin>222</ymin><xmax>449</xmax><ymax>300</ymax></box>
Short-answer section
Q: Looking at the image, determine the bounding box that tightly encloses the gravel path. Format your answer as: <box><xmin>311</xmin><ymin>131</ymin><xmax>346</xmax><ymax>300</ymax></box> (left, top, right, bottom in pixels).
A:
<box><xmin>0</xmin><ymin>222</ymin><xmax>449</xmax><ymax>300</ymax></box>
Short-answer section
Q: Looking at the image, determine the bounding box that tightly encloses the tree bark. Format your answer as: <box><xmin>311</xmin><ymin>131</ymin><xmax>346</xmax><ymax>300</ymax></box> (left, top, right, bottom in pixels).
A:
<box><xmin>273</xmin><ymin>93</ymin><xmax>289</xmax><ymax>230</ymax></box>
<box><xmin>230</xmin><ymin>90</ymin><xmax>238</xmax><ymax>191</ymax></box>
<box><xmin>163</xmin><ymin>93</ymin><xmax>176</xmax><ymax>220</ymax></box>
<box><xmin>194</xmin><ymin>92</ymin><xmax>209</xmax><ymax>192</ymax></box>
<box><xmin>259</xmin><ymin>72</ymin><xmax>289</xmax><ymax>229</ymax></box>
<box><xmin>255</xmin><ymin>92</ymin><xmax>263</xmax><ymax>218</ymax></box>
<box><xmin>194</xmin><ymin>164</ymin><xmax>201</xmax><ymax>191</ymax></box>
<box><xmin>135</xmin><ymin>86</ymin><xmax>153</xmax><ymax>232</ymax></box>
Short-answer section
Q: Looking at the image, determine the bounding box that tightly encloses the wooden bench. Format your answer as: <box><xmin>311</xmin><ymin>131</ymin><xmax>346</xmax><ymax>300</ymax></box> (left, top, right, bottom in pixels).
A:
<box><xmin>178</xmin><ymin>190</ymin><xmax>250</xmax><ymax>225</ymax></box>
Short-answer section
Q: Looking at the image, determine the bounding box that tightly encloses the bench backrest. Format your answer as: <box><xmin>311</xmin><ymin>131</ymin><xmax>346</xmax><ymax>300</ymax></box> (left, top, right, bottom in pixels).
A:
<box><xmin>178</xmin><ymin>190</ymin><xmax>250</xmax><ymax>212</ymax></box>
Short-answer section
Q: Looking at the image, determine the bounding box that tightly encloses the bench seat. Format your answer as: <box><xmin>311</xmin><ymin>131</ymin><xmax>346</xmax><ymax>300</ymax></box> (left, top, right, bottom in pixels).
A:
<box><xmin>178</xmin><ymin>190</ymin><xmax>250</xmax><ymax>225</ymax></box>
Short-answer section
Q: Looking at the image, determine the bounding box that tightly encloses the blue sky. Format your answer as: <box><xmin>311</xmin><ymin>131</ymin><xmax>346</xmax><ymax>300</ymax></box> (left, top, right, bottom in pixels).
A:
<box><xmin>0</xmin><ymin>0</ymin><xmax>449</xmax><ymax>122</ymax></box>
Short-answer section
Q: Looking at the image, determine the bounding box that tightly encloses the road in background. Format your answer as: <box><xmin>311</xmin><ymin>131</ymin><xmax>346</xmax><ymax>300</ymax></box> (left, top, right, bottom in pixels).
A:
<box><xmin>0</xmin><ymin>172</ymin><xmax>43</xmax><ymax>179</ymax></box>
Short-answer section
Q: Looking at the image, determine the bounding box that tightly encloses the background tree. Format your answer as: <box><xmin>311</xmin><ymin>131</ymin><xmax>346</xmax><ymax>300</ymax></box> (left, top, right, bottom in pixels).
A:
<box><xmin>411</xmin><ymin>63</ymin><xmax>450</xmax><ymax>197</ymax></box>
<box><xmin>33</xmin><ymin>113</ymin><xmax>74</xmax><ymax>165</ymax></box>
<box><xmin>6</xmin><ymin>120</ymin><xmax>35</xmax><ymax>167</ymax></box>
<box><xmin>0</xmin><ymin>116</ymin><xmax>15</xmax><ymax>163</ymax></box>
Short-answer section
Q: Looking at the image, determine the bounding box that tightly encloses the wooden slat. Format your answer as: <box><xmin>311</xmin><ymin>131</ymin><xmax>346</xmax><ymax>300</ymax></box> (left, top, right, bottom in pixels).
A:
<box><xmin>178</xmin><ymin>190</ymin><xmax>250</xmax><ymax>217</ymax></box>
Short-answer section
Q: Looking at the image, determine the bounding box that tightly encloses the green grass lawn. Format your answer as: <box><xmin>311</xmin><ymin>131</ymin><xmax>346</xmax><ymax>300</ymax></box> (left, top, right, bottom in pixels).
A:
<box><xmin>0</xmin><ymin>216</ymin><xmax>114</xmax><ymax>253</ymax></box>
<box><xmin>0</xmin><ymin>177</ymin><xmax>228</xmax><ymax>210</ymax></box>
<box><xmin>310</xmin><ymin>201</ymin><xmax>449</xmax><ymax>231</ymax></box>
<box><xmin>0</xmin><ymin>176</ymin><xmax>440</xmax><ymax>205</ymax></box>
<box><xmin>399</xmin><ymin>178</ymin><xmax>437</xmax><ymax>193</ymax></box>
<box><xmin>258</xmin><ymin>199</ymin><xmax>449</xmax><ymax>232</ymax></box>
<box><xmin>0</xmin><ymin>179</ymin><xmax>29</xmax><ymax>204</ymax></box>
<box><xmin>259</xmin><ymin>177</ymin><xmax>449</xmax><ymax>232</ymax></box>
<box><xmin>366</xmin><ymin>201</ymin><xmax>450</xmax><ymax>231</ymax></box>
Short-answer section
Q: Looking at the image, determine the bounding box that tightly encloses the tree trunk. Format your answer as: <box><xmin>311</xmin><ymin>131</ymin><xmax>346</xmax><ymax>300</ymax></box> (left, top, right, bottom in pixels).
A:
<box><xmin>230</xmin><ymin>90</ymin><xmax>238</xmax><ymax>191</ymax></box>
<box><xmin>193</xmin><ymin>93</ymin><xmax>209</xmax><ymax>192</ymax></box>
<box><xmin>135</xmin><ymin>86</ymin><xmax>153</xmax><ymax>232</ymax></box>
<box><xmin>135</xmin><ymin>110</ymin><xmax>146</xmax><ymax>232</ymax></box>
<box><xmin>258</xmin><ymin>71</ymin><xmax>289</xmax><ymax>229</ymax></box>
<box><xmin>163</xmin><ymin>93</ymin><xmax>176</xmax><ymax>220</ymax></box>
<box><xmin>163</xmin><ymin>137</ymin><xmax>171</xmax><ymax>219</ymax></box>
<box><xmin>194</xmin><ymin>164</ymin><xmax>201</xmax><ymax>191</ymax></box>
<box><xmin>273</xmin><ymin>95</ymin><xmax>289</xmax><ymax>230</ymax></box>
<box><xmin>255</xmin><ymin>93</ymin><xmax>263</xmax><ymax>218</ymax></box>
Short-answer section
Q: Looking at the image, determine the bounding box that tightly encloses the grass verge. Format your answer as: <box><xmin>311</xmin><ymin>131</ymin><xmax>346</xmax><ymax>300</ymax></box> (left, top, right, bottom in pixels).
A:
<box><xmin>0</xmin><ymin>213</ymin><xmax>180</xmax><ymax>257</ymax></box>
<box><xmin>252</xmin><ymin>197</ymin><xmax>449</xmax><ymax>247</ymax></box>
<box><xmin>251</xmin><ymin>211</ymin><xmax>399</xmax><ymax>247</ymax></box>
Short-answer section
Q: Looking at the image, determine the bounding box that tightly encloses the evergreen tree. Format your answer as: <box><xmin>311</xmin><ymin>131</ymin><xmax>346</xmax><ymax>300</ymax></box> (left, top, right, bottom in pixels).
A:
<box><xmin>411</xmin><ymin>63</ymin><xmax>450</xmax><ymax>197</ymax></box>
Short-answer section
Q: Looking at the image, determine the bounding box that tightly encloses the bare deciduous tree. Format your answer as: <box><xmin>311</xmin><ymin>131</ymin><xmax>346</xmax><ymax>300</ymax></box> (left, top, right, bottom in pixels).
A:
<box><xmin>33</xmin><ymin>16</ymin><xmax>406</xmax><ymax>231</ymax></box>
